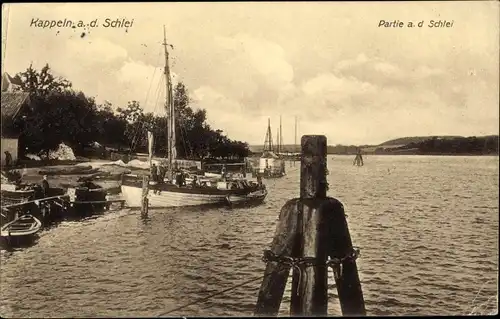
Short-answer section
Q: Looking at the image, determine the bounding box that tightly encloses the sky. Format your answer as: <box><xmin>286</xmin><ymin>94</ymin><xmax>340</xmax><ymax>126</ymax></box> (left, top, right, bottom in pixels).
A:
<box><xmin>2</xmin><ymin>2</ymin><xmax>499</xmax><ymax>145</ymax></box>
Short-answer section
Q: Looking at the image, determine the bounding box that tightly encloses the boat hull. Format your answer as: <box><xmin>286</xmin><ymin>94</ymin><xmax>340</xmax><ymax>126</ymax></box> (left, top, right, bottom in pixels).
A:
<box><xmin>121</xmin><ymin>184</ymin><xmax>228</xmax><ymax>208</ymax></box>
<box><xmin>227</xmin><ymin>189</ymin><xmax>267</xmax><ymax>206</ymax></box>
<box><xmin>1</xmin><ymin>189</ymin><xmax>35</xmax><ymax>206</ymax></box>
<box><xmin>262</xmin><ymin>172</ymin><xmax>286</xmax><ymax>179</ymax></box>
<box><xmin>1</xmin><ymin>215</ymin><xmax>42</xmax><ymax>238</ymax></box>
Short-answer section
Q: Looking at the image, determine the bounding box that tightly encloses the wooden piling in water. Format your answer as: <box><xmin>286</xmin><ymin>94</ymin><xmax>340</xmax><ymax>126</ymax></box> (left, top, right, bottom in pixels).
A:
<box><xmin>290</xmin><ymin>135</ymin><xmax>329</xmax><ymax>316</ymax></box>
<box><xmin>141</xmin><ymin>175</ymin><xmax>149</xmax><ymax>217</ymax></box>
<box><xmin>255</xmin><ymin>135</ymin><xmax>366</xmax><ymax>317</ymax></box>
<box><xmin>254</xmin><ymin>199</ymin><xmax>300</xmax><ymax>316</ymax></box>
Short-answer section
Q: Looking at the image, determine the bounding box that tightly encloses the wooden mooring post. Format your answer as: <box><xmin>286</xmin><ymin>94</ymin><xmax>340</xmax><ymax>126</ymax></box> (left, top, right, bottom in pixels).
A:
<box><xmin>255</xmin><ymin>135</ymin><xmax>366</xmax><ymax>317</ymax></box>
<box><xmin>141</xmin><ymin>175</ymin><xmax>149</xmax><ymax>218</ymax></box>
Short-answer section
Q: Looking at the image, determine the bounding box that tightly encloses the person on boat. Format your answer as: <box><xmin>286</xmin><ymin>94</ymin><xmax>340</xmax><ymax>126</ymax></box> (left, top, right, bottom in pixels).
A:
<box><xmin>158</xmin><ymin>164</ymin><xmax>166</xmax><ymax>184</ymax></box>
<box><xmin>221</xmin><ymin>164</ymin><xmax>227</xmax><ymax>180</ymax></box>
<box><xmin>191</xmin><ymin>175</ymin><xmax>198</xmax><ymax>187</ymax></box>
<box><xmin>175</xmin><ymin>172</ymin><xmax>181</xmax><ymax>187</ymax></box>
<box><xmin>4</xmin><ymin>151</ymin><xmax>12</xmax><ymax>167</ymax></box>
<box><xmin>150</xmin><ymin>163</ymin><xmax>159</xmax><ymax>182</ymax></box>
<box><xmin>181</xmin><ymin>172</ymin><xmax>187</xmax><ymax>186</ymax></box>
<box><xmin>257</xmin><ymin>174</ymin><xmax>263</xmax><ymax>186</ymax></box>
<box><xmin>41</xmin><ymin>175</ymin><xmax>50</xmax><ymax>197</ymax></box>
<box><xmin>14</xmin><ymin>179</ymin><xmax>22</xmax><ymax>190</ymax></box>
<box><xmin>175</xmin><ymin>171</ymin><xmax>186</xmax><ymax>187</ymax></box>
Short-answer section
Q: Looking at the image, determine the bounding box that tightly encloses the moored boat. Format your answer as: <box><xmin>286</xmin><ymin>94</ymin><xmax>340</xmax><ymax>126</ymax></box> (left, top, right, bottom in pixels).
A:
<box><xmin>120</xmin><ymin>27</ymin><xmax>267</xmax><ymax>209</ymax></box>
<box><xmin>121</xmin><ymin>174</ymin><xmax>264</xmax><ymax>208</ymax></box>
<box><xmin>258</xmin><ymin>118</ymin><xmax>286</xmax><ymax>179</ymax></box>
<box><xmin>1</xmin><ymin>188</ymin><xmax>35</xmax><ymax>206</ymax></box>
<box><xmin>1</xmin><ymin>214</ymin><xmax>42</xmax><ymax>238</ymax></box>
<box><xmin>226</xmin><ymin>184</ymin><xmax>267</xmax><ymax>206</ymax></box>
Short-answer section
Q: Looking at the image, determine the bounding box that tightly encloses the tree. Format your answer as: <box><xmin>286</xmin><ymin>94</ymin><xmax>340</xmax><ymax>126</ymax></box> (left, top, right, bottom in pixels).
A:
<box><xmin>11</xmin><ymin>65</ymin><xmax>251</xmax><ymax>159</ymax></box>
<box><xmin>118</xmin><ymin>101</ymin><xmax>146</xmax><ymax>152</ymax></box>
<box><xmin>15</xmin><ymin>63</ymin><xmax>72</xmax><ymax>97</ymax></box>
<box><xmin>43</xmin><ymin>90</ymin><xmax>101</xmax><ymax>154</ymax></box>
<box><xmin>117</xmin><ymin>100</ymin><xmax>143</xmax><ymax>123</ymax></box>
<box><xmin>95</xmin><ymin>101</ymin><xmax>128</xmax><ymax>150</ymax></box>
<box><xmin>13</xmin><ymin>64</ymin><xmax>74</xmax><ymax>156</ymax></box>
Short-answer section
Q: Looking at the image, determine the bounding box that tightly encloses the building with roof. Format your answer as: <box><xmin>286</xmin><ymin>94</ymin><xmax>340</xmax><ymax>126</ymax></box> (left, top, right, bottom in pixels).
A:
<box><xmin>1</xmin><ymin>72</ymin><xmax>29</xmax><ymax>166</ymax></box>
<box><xmin>1</xmin><ymin>72</ymin><xmax>23</xmax><ymax>92</ymax></box>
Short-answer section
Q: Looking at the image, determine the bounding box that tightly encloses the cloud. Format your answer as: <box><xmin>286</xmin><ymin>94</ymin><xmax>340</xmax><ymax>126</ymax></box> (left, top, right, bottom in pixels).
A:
<box><xmin>210</xmin><ymin>34</ymin><xmax>295</xmax><ymax>110</ymax></box>
<box><xmin>66</xmin><ymin>37</ymin><xmax>128</xmax><ymax>64</ymax></box>
<box><xmin>115</xmin><ymin>60</ymin><xmax>182</xmax><ymax>115</ymax></box>
<box><xmin>3</xmin><ymin>2</ymin><xmax>498</xmax><ymax>145</ymax></box>
<box><xmin>192</xmin><ymin>85</ymin><xmax>245</xmax><ymax>134</ymax></box>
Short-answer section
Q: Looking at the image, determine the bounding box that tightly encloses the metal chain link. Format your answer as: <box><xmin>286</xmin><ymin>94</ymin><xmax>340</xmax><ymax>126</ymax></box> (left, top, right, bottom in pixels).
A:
<box><xmin>262</xmin><ymin>247</ymin><xmax>360</xmax><ymax>282</ymax></box>
<box><xmin>326</xmin><ymin>247</ymin><xmax>360</xmax><ymax>280</ymax></box>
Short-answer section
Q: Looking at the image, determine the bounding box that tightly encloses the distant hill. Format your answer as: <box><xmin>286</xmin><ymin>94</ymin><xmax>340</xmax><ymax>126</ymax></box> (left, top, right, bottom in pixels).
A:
<box><xmin>371</xmin><ymin>135</ymin><xmax>499</xmax><ymax>156</ymax></box>
<box><xmin>250</xmin><ymin>135</ymin><xmax>499</xmax><ymax>156</ymax></box>
<box><xmin>378</xmin><ymin>136</ymin><xmax>463</xmax><ymax>146</ymax></box>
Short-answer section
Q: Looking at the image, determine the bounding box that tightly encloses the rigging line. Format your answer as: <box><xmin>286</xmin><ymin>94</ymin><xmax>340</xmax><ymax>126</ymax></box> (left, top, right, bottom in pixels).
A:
<box><xmin>134</xmin><ymin>65</ymin><xmax>162</xmax><ymax>141</ymax></box>
<box><xmin>182</xmin><ymin>123</ymin><xmax>194</xmax><ymax>158</ymax></box>
<box><xmin>152</xmin><ymin>72</ymin><xmax>165</xmax><ymax>115</ymax></box>
<box><xmin>183</xmin><ymin>126</ymin><xmax>192</xmax><ymax>159</ymax></box>
<box><xmin>156</xmin><ymin>272</ymin><xmax>272</xmax><ymax>317</ymax></box>
<box><xmin>175</xmin><ymin>115</ymin><xmax>188</xmax><ymax>159</ymax></box>
<box><xmin>128</xmin><ymin>47</ymin><xmax>162</xmax><ymax>153</ymax></box>
<box><xmin>130</xmin><ymin>73</ymin><xmax>163</xmax><ymax>152</ymax></box>
<box><xmin>181</xmin><ymin>125</ymin><xmax>190</xmax><ymax>159</ymax></box>
<box><xmin>143</xmin><ymin>47</ymin><xmax>163</xmax><ymax>111</ymax></box>
<box><xmin>135</xmin><ymin>72</ymin><xmax>164</xmax><ymax>154</ymax></box>
<box><xmin>149</xmin><ymin>74</ymin><xmax>165</xmax><ymax>155</ymax></box>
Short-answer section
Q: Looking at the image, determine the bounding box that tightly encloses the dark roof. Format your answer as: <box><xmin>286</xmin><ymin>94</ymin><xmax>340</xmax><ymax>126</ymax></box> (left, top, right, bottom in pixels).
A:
<box><xmin>1</xmin><ymin>72</ymin><xmax>23</xmax><ymax>92</ymax></box>
<box><xmin>1</xmin><ymin>92</ymin><xmax>30</xmax><ymax>121</ymax></box>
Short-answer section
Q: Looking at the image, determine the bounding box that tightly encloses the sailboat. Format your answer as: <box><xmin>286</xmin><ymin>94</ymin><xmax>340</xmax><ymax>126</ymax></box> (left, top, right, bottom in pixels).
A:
<box><xmin>258</xmin><ymin>118</ymin><xmax>286</xmax><ymax>179</ymax></box>
<box><xmin>275</xmin><ymin>115</ymin><xmax>300</xmax><ymax>161</ymax></box>
<box><xmin>120</xmin><ymin>27</ymin><xmax>267</xmax><ymax>208</ymax></box>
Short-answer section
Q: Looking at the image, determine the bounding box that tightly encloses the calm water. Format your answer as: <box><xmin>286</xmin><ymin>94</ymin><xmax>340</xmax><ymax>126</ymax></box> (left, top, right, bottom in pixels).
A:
<box><xmin>1</xmin><ymin>155</ymin><xmax>498</xmax><ymax>317</ymax></box>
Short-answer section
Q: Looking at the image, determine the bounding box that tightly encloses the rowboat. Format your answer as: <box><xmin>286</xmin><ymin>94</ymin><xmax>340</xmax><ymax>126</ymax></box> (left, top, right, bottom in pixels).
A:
<box><xmin>227</xmin><ymin>188</ymin><xmax>267</xmax><ymax>206</ymax></box>
<box><xmin>1</xmin><ymin>214</ymin><xmax>42</xmax><ymax>237</ymax></box>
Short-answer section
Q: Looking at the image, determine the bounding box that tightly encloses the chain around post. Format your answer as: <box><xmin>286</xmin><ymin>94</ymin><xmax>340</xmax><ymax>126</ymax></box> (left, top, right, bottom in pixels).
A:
<box><xmin>262</xmin><ymin>247</ymin><xmax>360</xmax><ymax>281</ymax></box>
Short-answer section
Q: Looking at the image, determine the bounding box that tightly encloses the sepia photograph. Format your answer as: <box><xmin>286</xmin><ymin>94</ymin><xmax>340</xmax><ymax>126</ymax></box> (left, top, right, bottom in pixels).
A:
<box><xmin>1</xmin><ymin>1</ymin><xmax>498</xmax><ymax>317</ymax></box>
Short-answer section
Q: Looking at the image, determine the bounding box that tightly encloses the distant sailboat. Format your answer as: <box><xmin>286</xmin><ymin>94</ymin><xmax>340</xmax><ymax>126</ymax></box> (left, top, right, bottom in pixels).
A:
<box><xmin>120</xmin><ymin>26</ymin><xmax>266</xmax><ymax>208</ymax></box>
<box><xmin>275</xmin><ymin>115</ymin><xmax>300</xmax><ymax>161</ymax></box>
<box><xmin>258</xmin><ymin>118</ymin><xmax>285</xmax><ymax>178</ymax></box>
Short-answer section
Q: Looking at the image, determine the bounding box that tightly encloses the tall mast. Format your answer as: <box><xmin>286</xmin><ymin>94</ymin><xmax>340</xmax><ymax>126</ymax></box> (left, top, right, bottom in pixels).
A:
<box><xmin>163</xmin><ymin>25</ymin><xmax>175</xmax><ymax>181</ymax></box>
<box><xmin>276</xmin><ymin>127</ymin><xmax>279</xmax><ymax>154</ymax></box>
<box><xmin>263</xmin><ymin>118</ymin><xmax>273</xmax><ymax>152</ymax></box>
<box><xmin>294</xmin><ymin>116</ymin><xmax>297</xmax><ymax>153</ymax></box>
<box><xmin>279</xmin><ymin>115</ymin><xmax>282</xmax><ymax>154</ymax></box>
